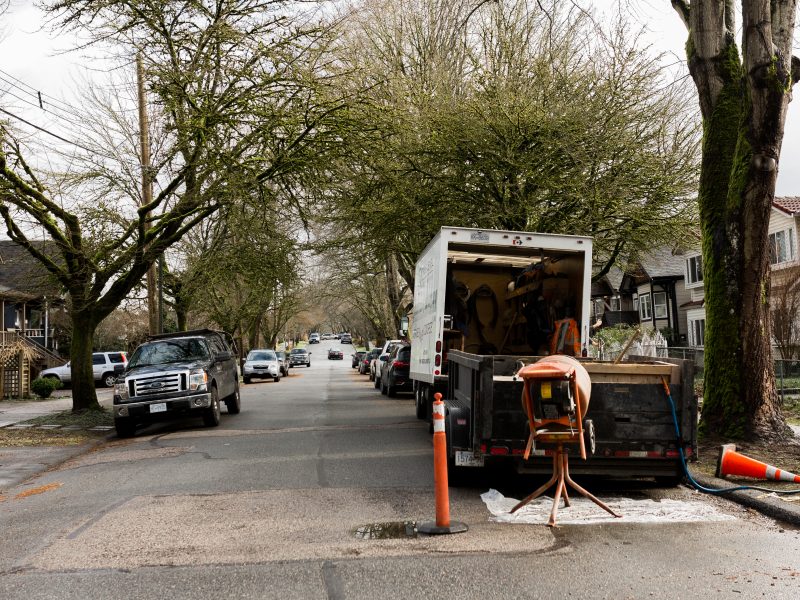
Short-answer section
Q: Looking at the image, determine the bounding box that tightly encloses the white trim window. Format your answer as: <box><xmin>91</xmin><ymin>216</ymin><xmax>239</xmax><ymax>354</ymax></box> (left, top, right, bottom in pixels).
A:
<box><xmin>685</xmin><ymin>254</ymin><xmax>703</xmax><ymax>287</ymax></box>
<box><xmin>639</xmin><ymin>293</ymin><xmax>652</xmax><ymax>320</ymax></box>
<box><xmin>653</xmin><ymin>292</ymin><xmax>668</xmax><ymax>319</ymax></box>
<box><xmin>610</xmin><ymin>296</ymin><xmax>621</xmax><ymax>311</ymax></box>
<box><xmin>769</xmin><ymin>228</ymin><xmax>796</xmax><ymax>265</ymax></box>
<box><xmin>690</xmin><ymin>318</ymin><xmax>706</xmax><ymax>346</ymax></box>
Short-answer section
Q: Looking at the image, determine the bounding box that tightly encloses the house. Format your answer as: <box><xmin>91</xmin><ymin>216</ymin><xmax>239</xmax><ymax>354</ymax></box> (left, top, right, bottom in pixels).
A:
<box><xmin>678</xmin><ymin>196</ymin><xmax>800</xmax><ymax>350</ymax></box>
<box><xmin>0</xmin><ymin>240</ymin><xmax>65</xmax><ymax>397</ymax></box>
<box><xmin>592</xmin><ymin>246</ymin><xmax>697</xmax><ymax>345</ymax></box>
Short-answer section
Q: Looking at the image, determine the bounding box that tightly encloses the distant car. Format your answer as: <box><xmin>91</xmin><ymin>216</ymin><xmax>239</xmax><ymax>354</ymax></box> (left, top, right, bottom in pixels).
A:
<box><xmin>380</xmin><ymin>343</ymin><xmax>412</xmax><ymax>397</ymax></box>
<box><xmin>309</xmin><ymin>333</ymin><xmax>320</xmax><ymax>344</ymax></box>
<box><xmin>351</xmin><ymin>350</ymin><xmax>366</xmax><ymax>368</ymax></box>
<box><xmin>340</xmin><ymin>333</ymin><xmax>352</xmax><ymax>344</ymax></box>
<box><xmin>328</xmin><ymin>347</ymin><xmax>343</xmax><ymax>360</ymax></box>
<box><xmin>41</xmin><ymin>351</ymin><xmax>128</xmax><ymax>387</ymax></box>
<box><xmin>275</xmin><ymin>351</ymin><xmax>289</xmax><ymax>376</ymax></box>
<box><xmin>289</xmin><ymin>348</ymin><xmax>311</xmax><ymax>367</ymax></box>
<box><xmin>322</xmin><ymin>333</ymin><xmax>334</xmax><ymax>340</ymax></box>
<box><xmin>243</xmin><ymin>349</ymin><xmax>281</xmax><ymax>383</ymax></box>
<box><xmin>360</xmin><ymin>348</ymin><xmax>380</xmax><ymax>375</ymax></box>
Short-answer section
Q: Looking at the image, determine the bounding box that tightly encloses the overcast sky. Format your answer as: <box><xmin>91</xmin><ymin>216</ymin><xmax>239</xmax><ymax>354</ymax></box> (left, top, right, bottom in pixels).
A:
<box><xmin>1</xmin><ymin>0</ymin><xmax>798</xmax><ymax>195</ymax></box>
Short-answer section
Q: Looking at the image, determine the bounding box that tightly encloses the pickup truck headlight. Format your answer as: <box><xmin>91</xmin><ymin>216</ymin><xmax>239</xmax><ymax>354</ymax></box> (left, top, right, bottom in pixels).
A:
<box><xmin>189</xmin><ymin>369</ymin><xmax>208</xmax><ymax>391</ymax></box>
<box><xmin>114</xmin><ymin>381</ymin><xmax>128</xmax><ymax>399</ymax></box>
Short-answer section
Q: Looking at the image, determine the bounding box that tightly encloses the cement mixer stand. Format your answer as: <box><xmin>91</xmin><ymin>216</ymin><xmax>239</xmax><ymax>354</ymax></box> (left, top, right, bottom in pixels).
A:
<box><xmin>510</xmin><ymin>356</ymin><xmax>622</xmax><ymax>527</ymax></box>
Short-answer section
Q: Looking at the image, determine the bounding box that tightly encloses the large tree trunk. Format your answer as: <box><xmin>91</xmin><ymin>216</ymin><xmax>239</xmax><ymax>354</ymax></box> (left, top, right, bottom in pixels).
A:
<box><xmin>69</xmin><ymin>311</ymin><xmax>100</xmax><ymax>412</ymax></box>
<box><xmin>676</xmin><ymin>0</ymin><xmax>797</xmax><ymax>441</ymax></box>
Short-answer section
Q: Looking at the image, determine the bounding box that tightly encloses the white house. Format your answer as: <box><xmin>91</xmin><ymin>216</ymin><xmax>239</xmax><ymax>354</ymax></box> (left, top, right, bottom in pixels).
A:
<box><xmin>680</xmin><ymin>196</ymin><xmax>800</xmax><ymax>348</ymax></box>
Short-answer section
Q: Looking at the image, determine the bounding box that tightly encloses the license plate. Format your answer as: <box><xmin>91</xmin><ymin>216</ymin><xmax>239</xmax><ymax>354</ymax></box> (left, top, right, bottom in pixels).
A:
<box><xmin>149</xmin><ymin>403</ymin><xmax>167</xmax><ymax>413</ymax></box>
<box><xmin>455</xmin><ymin>451</ymin><xmax>484</xmax><ymax>467</ymax></box>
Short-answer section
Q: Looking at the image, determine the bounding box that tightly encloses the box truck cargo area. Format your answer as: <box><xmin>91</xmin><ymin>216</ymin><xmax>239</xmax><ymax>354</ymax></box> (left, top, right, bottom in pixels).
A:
<box><xmin>410</xmin><ymin>227</ymin><xmax>592</xmax><ymax>421</ymax></box>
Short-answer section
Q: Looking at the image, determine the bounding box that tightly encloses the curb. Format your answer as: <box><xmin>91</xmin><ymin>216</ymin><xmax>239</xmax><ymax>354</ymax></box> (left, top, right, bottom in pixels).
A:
<box><xmin>691</xmin><ymin>471</ymin><xmax>800</xmax><ymax>527</ymax></box>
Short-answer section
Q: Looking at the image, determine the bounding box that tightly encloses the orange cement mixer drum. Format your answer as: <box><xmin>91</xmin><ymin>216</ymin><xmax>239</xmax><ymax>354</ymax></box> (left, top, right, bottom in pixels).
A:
<box><xmin>518</xmin><ymin>355</ymin><xmax>591</xmax><ymax>415</ymax></box>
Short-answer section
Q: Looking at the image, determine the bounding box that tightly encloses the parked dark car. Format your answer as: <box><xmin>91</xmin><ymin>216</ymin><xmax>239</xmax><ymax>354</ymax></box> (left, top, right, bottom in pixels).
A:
<box><xmin>289</xmin><ymin>348</ymin><xmax>311</xmax><ymax>367</ymax></box>
<box><xmin>380</xmin><ymin>343</ymin><xmax>411</xmax><ymax>397</ymax></box>
<box><xmin>328</xmin><ymin>347</ymin><xmax>344</xmax><ymax>360</ymax></box>
<box><xmin>361</xmin><ymin>348</ymin><xmax>380</xmax><ymax>375</ymax></box>
<box><xmin>112</xmin><ymin>329</ymin><xmax>240</xmax><ymax>438</ymax></box>
<box><xmin>351</xmin><ymin>350</ymin><xmax>366</xmax><ymax>368</ymax></box>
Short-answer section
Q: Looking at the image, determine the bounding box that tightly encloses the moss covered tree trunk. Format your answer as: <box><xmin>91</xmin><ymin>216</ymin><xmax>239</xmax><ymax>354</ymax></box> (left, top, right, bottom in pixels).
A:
<box><xmin>69</xmin><ymin>311</ymin><xmax>100</xmax><ymax>412</ymax></box>
<box><xmin>674</xmin><ymin>0</ymin><xmax>799</xmax><ymax>440</ymax></box>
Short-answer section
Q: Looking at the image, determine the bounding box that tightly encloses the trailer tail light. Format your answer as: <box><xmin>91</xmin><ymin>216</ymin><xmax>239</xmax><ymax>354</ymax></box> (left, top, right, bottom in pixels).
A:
<box><xmin>436</xmin><ymin>340</ymin><xmax>442</xmax><ymax>353</ymax></box>
<box><xmin>434</xmin><ymin>354</ymin><xmax>441</xmax><ymax>367</ymax></box>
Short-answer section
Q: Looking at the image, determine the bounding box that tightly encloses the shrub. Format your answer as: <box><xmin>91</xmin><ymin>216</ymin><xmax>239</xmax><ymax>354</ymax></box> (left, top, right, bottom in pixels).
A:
<box><xmin>31</xmin><ymin>377</ymin><xmax>63</xmax><ymax>399</ymax></box>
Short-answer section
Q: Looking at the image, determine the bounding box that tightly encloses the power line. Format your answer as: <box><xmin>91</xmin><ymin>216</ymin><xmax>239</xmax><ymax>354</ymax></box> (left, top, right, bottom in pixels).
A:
<box><xmin>0</xmin><ymin>68</ymin><xmax>87</xmax><ymax>119</ymax></box>
<box><xmin>0</xmin><ymin>107</ymin><xmax>93</xmax><ymax>153</ymax></box>
<box><xmin>0</xmin><ymin>83</ymin><xmax>84</xmax><ymax>129</ymax></box>
<box><xmin>0</xmin><ymin>73</ymin><xmax>87</xmax><ymax>124</ymax></box>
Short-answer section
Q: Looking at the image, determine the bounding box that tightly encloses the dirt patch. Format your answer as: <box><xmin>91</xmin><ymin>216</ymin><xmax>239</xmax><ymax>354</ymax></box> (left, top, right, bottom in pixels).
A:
<box><xmin>693</xmin><ymin>432</ymin><xmax>800</xmax><ymax>492</ymax></box>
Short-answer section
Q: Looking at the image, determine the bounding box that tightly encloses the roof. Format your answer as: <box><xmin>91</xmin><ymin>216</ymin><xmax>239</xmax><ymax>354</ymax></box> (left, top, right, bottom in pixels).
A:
<box><xmin>636</xmin><ymin>246</ymin><xmax>691</xmax><ymax>279</ymax></box>
<box><xmin>773</xmin><ymin>196</ymin><xmax>800</xmax><ymax>216</ymax></box>
<box><xmin>0</xmin><ymin>241</ymin><xmax>62</xmax><ymax>300</ymax></box>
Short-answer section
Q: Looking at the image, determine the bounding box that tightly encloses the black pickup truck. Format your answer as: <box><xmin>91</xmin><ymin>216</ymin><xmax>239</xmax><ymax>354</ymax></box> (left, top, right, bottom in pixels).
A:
<box><xmin>112</xmin><ymin>329</ymin><xmax>241</xmax><ymax>437</ymax></box>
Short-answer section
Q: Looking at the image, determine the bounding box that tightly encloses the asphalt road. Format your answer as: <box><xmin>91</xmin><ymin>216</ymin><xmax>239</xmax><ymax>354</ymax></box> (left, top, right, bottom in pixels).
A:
<box><xmin>1</xmin><ymin>340</ymin><xmax>799</xmax><ymax>599</ymax></box>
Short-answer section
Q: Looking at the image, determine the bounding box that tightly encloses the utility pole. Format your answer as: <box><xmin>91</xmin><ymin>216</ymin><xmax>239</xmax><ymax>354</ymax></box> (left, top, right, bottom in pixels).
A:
<box><xmin>137</xmin><ymin>54</ymin><xmax>158</xmax><ymax>335</ymax></box>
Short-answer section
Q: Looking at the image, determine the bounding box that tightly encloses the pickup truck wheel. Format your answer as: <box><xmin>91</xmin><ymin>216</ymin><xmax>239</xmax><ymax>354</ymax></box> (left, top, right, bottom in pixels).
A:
<box><xmin>273</xmin><ymin>375</ymin><xmax>280</xmax><ymax>382</ymax></box>
<box><xmin>115</xmin><ymin>417</ymin><xmax>136</xmax><ymax>438</ymax></box>
<box><xmin>102</xmin><ymin>372</ymin><xmax>116</xmax><ymax>387</ymax></box>
<box><xmin>387</xmin><ymin>378</ymin><xmax>396</xmax><ymax>397</ymax></box>
<box><xmin>225</xmin><ymin>383</ymin><xmax>241</xmax><ymax>414</ymax></box>
<box><xmin>381</xmin><ymin>380</ymin><xmax>388</xmax><ymax>395</ymax></box>
<box><xmin>243</xmin><ymin>376</ymin><xmax>251</xmax><ymax>384</ymax></box>
<box><xmin>203</xmin><ymin>386</ymin><xmax>221</xmax><ymax>427</ymax></box>
<box><xmin>374</xmin><ymin>376</ymin><xmax>381</xmax><ymax>389</ymax></box>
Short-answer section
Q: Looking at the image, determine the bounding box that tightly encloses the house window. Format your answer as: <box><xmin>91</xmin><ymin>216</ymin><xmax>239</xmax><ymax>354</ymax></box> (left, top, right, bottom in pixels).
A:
<box><xmin>639</xmin><ymin>293</ymin><xmax>652</xmax><ymax>320</ymax></box>
<box><xmin>691</xmin><ymin>319</ymin><xmax>706</xmax><ymax>346</ymax></box>
<box><xmin>610</xmin><ymin>296</ymin><xmax>621</xmax><ymax>311</ymax></box>
<box><xmin>686</xmin><ymin>255</ymin><xmax>703</xmax><ymax>285</ymax></box>
<box><xmin>769</xmin><ymin>229</ymin><xmax>796</xmax><ymax>265</ymax></box>
<box><xmin>653</xmin><ymin>292</ymin><xmax>668</xmax><ymax>319</ymax></box>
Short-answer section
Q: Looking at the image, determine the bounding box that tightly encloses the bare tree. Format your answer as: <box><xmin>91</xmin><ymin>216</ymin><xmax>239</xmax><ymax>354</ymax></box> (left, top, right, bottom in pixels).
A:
<box><xmin>672</xmin><ymin>1</ymin><xmax>799</xmax><ymax>440</ymax></box>
<box><xmin>1</xmin><ymin>1</ymin><xmax>345</xmax><ymax>411</ymax></box>
<box><xmin>771</xmin><ymin>264</ymin><xmax>800</xmax><ymax>361</ymax></box>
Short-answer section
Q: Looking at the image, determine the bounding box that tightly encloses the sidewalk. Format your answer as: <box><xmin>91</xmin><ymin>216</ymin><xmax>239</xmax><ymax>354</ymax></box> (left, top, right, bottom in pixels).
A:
<box><xmin>0</xmin><ymin>389</ymin><xmax>114</xmax><ymax>428</ymax></box>
<box><xmin>0</xmin><ymin>390</ymin><xmax>115</xmax><ymax>491</ymax></box>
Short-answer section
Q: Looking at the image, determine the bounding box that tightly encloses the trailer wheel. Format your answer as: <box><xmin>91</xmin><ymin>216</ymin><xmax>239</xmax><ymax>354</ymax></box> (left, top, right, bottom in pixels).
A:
<box><xmin>415</xmin><ymin>387</ymin><xmax>426</xmax><ymax>420</ymax></box>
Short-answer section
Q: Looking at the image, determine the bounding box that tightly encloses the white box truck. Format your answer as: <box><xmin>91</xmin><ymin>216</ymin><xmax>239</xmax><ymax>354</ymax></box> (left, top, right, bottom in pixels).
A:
<box><xmin>409</xmin><ymin>227</ymin><xmax>697</xmax><ymax>482</ymax></box>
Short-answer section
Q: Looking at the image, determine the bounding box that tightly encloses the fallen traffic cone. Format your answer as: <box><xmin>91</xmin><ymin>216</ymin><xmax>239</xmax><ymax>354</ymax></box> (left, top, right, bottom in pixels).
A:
<box><xmin>716</xmin><ymin>444</ymin><xmax>800</xmax><ymax>483</ymax></box>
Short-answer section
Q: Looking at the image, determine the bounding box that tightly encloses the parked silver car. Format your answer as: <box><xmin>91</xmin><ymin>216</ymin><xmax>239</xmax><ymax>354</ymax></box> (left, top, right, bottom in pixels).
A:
<box><xmin>243</xmin><ymin>349</ymin><xmax>281</xmax><ymax>383</ymax></box>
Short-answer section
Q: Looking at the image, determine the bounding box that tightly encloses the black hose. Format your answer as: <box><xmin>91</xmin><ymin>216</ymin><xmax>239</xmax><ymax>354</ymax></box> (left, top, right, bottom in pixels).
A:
<box><xmin>663</xmin><ymin>377</ymin><xmax>800</xmax><ymax>495</ymax></box>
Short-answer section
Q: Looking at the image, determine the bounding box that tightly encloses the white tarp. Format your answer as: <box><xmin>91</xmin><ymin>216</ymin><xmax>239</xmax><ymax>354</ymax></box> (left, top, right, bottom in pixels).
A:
<box><xmin>481</xmin><ymin>489</ymin><xmax>736</xmax><ymax>525</ymax></box>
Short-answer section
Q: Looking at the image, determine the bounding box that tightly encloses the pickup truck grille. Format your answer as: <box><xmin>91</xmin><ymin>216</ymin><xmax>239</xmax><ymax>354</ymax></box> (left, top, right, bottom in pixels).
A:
<box><xmin>128</xmin><ymin>373</ymin><xmax>186</xmax><ymax>397</ymax></box>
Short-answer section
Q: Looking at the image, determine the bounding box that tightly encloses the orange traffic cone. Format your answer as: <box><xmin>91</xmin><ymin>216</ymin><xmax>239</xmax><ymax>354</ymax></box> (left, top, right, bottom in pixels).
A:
<box><xmin>716</xmin><ymin>444</ymin><xmax>800</xmax><ymax>483</ymax></box>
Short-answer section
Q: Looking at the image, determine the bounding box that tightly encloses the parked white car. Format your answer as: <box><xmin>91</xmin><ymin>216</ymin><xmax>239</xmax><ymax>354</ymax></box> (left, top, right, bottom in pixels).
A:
<box><xmin>40</xmin><ymin>351</ymin><xmax>128</xmax><ymax>387</ymax></box>
<box><xmin>243</xmin><ymin>349</ymin><xmax>282</xmax><ymax>383</ymax></box>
